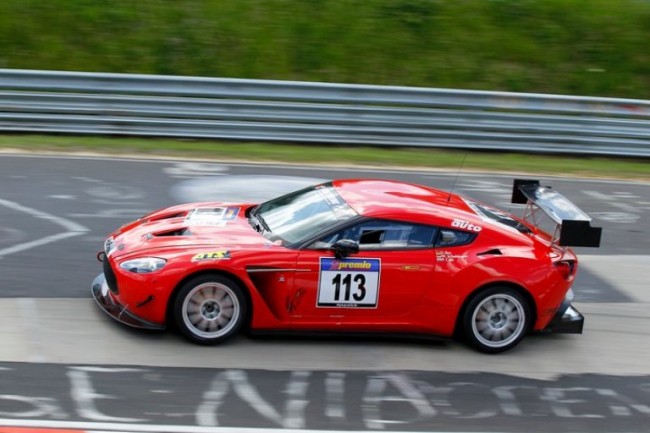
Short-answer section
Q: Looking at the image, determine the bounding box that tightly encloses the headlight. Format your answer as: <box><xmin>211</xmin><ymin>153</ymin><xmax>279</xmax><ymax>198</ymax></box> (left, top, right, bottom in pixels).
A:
<box><xmin>119</xmin><ymin>257</ymin><xmax>166</xmax><ymax>273</ymax></box>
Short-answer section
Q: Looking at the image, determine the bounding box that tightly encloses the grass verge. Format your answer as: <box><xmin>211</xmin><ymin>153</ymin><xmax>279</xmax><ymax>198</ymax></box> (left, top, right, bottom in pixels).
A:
<box><xmin>0</xmin><ymin>134</ymin><xmax>648</xmax><ymax>181</ymax></box>
<box><xmin>1</xmin><ymin>0</ymin><xmax>650</xmax><ymax>98</ymax></box>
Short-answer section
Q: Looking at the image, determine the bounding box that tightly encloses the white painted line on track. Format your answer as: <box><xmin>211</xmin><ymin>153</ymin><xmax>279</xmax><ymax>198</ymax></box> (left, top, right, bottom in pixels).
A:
<box><xmin>0</xmin><ymin>198</ymin><xmax>87</xmax><ymax>232</ymax></box>
<box><xmin>17</xmin><ymin>298</ymin><xmax>47</xmax><ymax>363</ymax></box>
<box><xmin>0</xmin><ymin>197</ymin><xmax>88</xmax><ymax>258</ymax></box>
<box><xmin>0</xmin><ymin>232</ymin><xmax>87</xmax><ymax>257</ymax></box>
<box><xmin>0</xmin><ymin>419</ymin><xmax>481</xmax><ymax>433</ymax></box>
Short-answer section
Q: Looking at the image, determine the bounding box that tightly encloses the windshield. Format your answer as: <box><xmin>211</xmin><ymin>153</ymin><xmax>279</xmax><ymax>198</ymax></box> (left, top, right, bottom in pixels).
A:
<box><xmin>252</xmin><ymin>183</ymin><xmax>358</xmax><ymax>245</ymax></box>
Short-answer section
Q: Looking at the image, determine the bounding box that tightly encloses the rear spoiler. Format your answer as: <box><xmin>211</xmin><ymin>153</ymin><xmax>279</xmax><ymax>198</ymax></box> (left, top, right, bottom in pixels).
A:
<box><xmin>511</xmin><ymin>179</ymin><xmax>602</xmax><ymax>247</ymax></box>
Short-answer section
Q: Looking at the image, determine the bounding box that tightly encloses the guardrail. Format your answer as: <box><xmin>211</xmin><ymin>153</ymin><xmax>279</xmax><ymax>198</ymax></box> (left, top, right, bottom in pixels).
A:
<box><xmin>1</xmin><ymin>69</ymin><xmax>649</xmax><ymax>157</ymax></box>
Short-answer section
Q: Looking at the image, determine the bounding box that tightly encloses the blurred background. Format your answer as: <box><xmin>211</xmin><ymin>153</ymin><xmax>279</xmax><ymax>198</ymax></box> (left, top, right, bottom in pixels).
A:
<box><xmin>1</xmin><ymin>0</ymin><xmax>649</xmax><ymax>97</ymax></box>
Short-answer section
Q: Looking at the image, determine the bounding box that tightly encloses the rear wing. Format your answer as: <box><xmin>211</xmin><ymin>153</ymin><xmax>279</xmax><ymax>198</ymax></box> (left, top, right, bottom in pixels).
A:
<box><xmin>511</xmin><ymin>179</ymin><xmax>602</xmax><ymax>247</ymax></box>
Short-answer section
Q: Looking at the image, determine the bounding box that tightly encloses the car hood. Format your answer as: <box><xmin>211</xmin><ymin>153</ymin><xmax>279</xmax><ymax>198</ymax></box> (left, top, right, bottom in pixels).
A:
<box><xmin>105</xmin><ymin>202</ymin><xmax>266</xmax><ymax>258</ymax></box>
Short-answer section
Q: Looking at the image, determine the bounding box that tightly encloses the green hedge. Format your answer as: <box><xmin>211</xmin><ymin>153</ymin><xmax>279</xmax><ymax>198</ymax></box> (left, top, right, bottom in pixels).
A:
<box><xmin>1</xmin><ymin>0</ymin><xmax>649</xmax><ymax>98</ymax></box>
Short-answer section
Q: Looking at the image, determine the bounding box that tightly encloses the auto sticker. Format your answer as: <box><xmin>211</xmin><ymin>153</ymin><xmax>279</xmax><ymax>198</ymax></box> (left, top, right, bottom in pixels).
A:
<box><xmin>317</xmin><ymin>258</ymin><xmax>380</xmax><ymax>308</ymax></box>
<box><xmin>451</xmin><ymin>219</ymin><xmax>482</xmax><ymax>232</ymax></box>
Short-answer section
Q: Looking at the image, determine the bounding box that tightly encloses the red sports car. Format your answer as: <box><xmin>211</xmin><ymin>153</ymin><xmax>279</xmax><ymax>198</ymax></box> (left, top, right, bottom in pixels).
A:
<box><xmin>92</xmin><ymin>178</ymin><xmax>601</xmax><ymax>353</ymax></box>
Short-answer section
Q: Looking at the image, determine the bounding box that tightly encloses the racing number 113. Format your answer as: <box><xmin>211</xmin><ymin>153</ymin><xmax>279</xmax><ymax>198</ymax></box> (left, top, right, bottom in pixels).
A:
<box><xmin>332</xmin><ymin>273</ymin><xmax>366</xmax><ymax>301</ymax></box>
<box><xmin>318</xmin><ymin>257</ymin><xmax>380</xmax><ymax>307</ymax></box>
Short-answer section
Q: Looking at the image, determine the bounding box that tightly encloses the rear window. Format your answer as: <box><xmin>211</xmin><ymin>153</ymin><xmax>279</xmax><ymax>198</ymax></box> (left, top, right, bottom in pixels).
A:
<box><xmin>465</xmin><ymin>200</ymin><xmax>530</xmax><ymax>233</ymax></box>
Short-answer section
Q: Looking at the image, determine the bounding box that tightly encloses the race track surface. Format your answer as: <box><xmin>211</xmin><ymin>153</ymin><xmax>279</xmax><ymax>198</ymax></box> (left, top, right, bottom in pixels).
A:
<box><xmin>0</xmin><ymin>153</ymin><xmax>648</xmax><ymax>433</ymax></box>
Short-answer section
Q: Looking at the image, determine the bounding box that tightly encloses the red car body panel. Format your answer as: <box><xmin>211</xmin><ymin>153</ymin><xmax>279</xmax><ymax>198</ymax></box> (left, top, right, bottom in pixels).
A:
<box><xmin>94</xmin><ymin>178</ymin><xmax>583</xmax><ymax>342</ymax></box>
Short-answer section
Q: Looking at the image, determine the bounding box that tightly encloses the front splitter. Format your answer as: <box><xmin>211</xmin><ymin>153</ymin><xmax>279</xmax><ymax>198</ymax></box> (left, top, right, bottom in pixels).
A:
<box><xmin>91</xmin><ymin>273</ymin><xmax>164</xmax><ymax>330</ymax></box>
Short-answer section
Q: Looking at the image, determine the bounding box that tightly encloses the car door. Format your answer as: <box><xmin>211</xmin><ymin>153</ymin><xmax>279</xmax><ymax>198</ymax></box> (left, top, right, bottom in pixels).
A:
<box><xmin>291</xmin><ymin>219</ymin><xmax>438</xmax><ymax>329</ymax></box>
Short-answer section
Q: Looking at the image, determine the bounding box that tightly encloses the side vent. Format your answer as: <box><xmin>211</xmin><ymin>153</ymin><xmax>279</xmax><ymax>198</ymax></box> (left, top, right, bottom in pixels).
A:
<box><xmin>477</xmin><ymin>248</ymin><xmax>502</xmax><ymax>256</ymax></box>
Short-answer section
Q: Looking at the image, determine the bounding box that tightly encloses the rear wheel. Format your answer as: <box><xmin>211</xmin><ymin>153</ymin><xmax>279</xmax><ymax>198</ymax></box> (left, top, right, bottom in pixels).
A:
<box><xmin>173</xmin><ymin>274</ymin><xmax>247</xmax><ymax>344</ymax></box>
<box><xmin>462</xmin><ymin>287</ymin><xmax>530</xmax><ymax>353</ymax></box>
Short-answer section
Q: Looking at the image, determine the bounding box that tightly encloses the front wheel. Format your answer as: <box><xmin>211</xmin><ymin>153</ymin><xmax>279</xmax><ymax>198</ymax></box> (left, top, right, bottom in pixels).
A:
<box><xmin>462</xmin><ymin>287</ymin><xmax>531</xmax><ymax>354</ymax></box>
<box><xmin>173</xmin><ymin>274</ymin><xmax>247</xmax><ymax>344</ymax></box>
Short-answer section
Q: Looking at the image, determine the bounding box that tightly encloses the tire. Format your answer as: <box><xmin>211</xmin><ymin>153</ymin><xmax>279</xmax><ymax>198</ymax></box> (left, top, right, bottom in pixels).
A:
<box><xmin>173</xmin><ymin>274</ymin><xmax>247</xmax><ymax>345</ymax></box>
<box><xmin>462</xmin><ymin>287</ymin><xmax>531</xmax><ymax>354</ymax></box>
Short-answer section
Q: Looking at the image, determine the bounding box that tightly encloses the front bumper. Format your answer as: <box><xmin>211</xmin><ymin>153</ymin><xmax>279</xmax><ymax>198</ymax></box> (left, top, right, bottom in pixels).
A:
<box><xmin>542</xmin><ymin>298</ymin><xmax>584</xmax><ymax>334</ymax></box>
<box><xmin>91</xmin><ymin>273</ymin><xmax>165</xmax><ymax>330</ymax></box>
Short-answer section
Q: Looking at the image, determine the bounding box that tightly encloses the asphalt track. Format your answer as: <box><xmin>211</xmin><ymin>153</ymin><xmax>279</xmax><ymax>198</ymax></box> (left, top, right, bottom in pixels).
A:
<box><xmin>0</xmin><ymin>152</ymin><xmax>648</xmax><ymax>433</ymax></box>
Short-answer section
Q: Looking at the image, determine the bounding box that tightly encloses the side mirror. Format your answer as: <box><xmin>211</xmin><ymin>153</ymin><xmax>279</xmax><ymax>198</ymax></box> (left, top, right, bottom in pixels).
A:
<box><xmin>331</xmin><ymin>239</ymin><xmax>359</xmax><ymax>259</ymax></box>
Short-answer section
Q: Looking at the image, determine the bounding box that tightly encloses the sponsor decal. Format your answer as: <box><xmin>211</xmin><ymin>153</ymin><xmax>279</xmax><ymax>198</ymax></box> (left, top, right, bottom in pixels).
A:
<box><xmin>223</xmin><ymin>206</ymin><xmax>240</xmax><ymax>220</ymax></box>
<box><xmin>186</xmin><ymin>207</ymin><xmax>239</xmax><ymax>225</ymax></box>
<box><xmin>192</xmin><ymin>250</ymin><xmax>231</xmax><ymax>261</ymax></box>
<box><xmin>104</xmin><ymin>237</ymin><xmax>115</xmax><ymax>256</ymax></box>
<box><xmin>451</xmin><ymin>219</ymin><xmax>482</xmax><ymax>232</ymax></box>
<box><xmin>318</xmin><ymin>258</ymin><xmax>381</xmax><ymax>308</ymax></box>
<box><xmin>436</xmin><ymin>251</ymin><xmax>469</xmax><ymax>262</ymax></box>
<box><xmin>326</xmin><ymin>259</ymin><xmax>379</xmax><ymax>272</ymax></box>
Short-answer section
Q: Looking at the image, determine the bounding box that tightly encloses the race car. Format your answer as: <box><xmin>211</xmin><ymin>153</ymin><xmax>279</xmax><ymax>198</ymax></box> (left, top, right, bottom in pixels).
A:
<box><xmin>92</xmin><ymin>178</ymin><xmax>601</xmax><ymax>353</ymax></box>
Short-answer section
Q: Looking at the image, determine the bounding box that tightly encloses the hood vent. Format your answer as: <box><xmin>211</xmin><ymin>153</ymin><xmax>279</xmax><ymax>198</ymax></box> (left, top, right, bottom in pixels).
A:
<box><xmin>153</xmin><ymin>228</ymin><xmax>193</xmax><ymax>237</ymax></box>
<box><xmin>148</xmin><ymin>212</ymin><xmax>187</xmax><ymax>222</ymax></box>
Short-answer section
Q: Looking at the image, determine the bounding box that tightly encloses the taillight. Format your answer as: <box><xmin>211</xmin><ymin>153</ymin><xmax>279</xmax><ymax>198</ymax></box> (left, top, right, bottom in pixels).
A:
<box><xmin>555</xmin><ymin>260</ymin><xmax>577</xmax><ymax>280</ymax></box>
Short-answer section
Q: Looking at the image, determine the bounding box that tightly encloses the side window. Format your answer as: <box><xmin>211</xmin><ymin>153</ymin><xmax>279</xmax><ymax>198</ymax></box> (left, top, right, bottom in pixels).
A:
<box><xmin>310</xmin><ymin>219</ymin><xmax>437</xmax><ymax>250</ymax></box>
<box><xmin>435</xmin><ymin>229</ymin><xmax>476</xmax><ymax>247</ymax></box>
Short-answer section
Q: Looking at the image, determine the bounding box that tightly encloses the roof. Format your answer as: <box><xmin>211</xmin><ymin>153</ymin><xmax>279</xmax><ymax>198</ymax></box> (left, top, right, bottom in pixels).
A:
<box><xmin>331</xmin><ymin>179</ymin><xmax>481</xmax><ymax>225</ymax></box>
